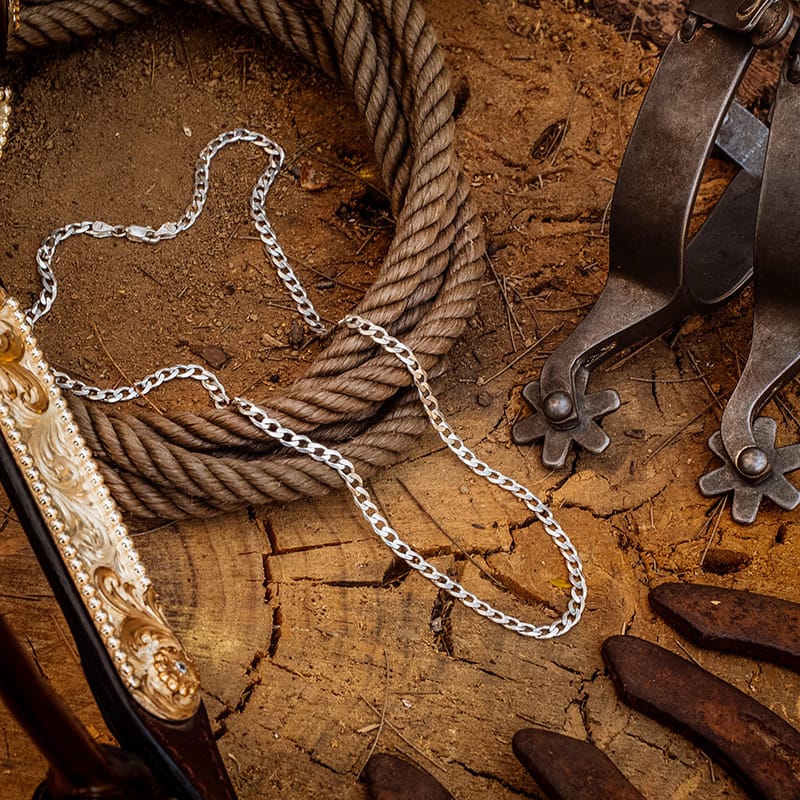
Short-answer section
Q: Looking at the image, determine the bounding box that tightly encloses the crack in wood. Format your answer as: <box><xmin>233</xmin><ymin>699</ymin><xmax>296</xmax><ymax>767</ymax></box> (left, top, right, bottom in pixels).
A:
<box><xmin>430</xmin><ymin>586</ymin><xmax>456</xmax><ymax>656</ymax></box>
<box><xmin>382</xmin><ymin>556</ymin><xmax>413</xmax><ymax>587</ymax></box>
<box><xmin>268</xmin><ymin>606</ymin><xmax>282</xmax><ymax>658</ymax></box>
<box><xmin>450</xmin><ymin>758</ymin><xmax>541</xmax><ymax>798</ymax></box>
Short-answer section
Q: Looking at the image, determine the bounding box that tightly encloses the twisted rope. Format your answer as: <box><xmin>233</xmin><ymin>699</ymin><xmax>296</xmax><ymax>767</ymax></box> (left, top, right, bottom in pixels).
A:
<box><xmin>10</xmin><ymin>0</ymin><xmax>484</xmax><ymax>520</ymax></box>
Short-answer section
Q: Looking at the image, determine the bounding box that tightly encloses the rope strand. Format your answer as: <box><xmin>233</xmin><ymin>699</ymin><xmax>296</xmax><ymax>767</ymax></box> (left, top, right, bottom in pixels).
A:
<box><xmin>9</xmin><ymin>0</ymin><xmax>485</xmax><ymax>518</ymax></box>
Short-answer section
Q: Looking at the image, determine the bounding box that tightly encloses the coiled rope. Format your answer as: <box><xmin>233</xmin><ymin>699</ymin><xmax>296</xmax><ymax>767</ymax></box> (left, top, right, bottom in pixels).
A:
<box><xmin>8</xmin><ymin>0</ymin><xmax>485</xmax><ymax>520</ymax></box>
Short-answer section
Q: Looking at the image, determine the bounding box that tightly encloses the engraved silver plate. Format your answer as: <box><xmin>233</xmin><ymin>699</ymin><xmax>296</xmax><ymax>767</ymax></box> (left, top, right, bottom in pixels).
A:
<box><xmin>0</xmin><ymin>292</ymin><xmax>200</xmax><ymax>721</ymax></box>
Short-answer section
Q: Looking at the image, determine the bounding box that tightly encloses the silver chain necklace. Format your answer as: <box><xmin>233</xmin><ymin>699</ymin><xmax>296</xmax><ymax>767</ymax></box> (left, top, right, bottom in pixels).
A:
<box><xmin>27</xmin><ymin>128</ymin><xmax>586</xmax><ymax>639</ymax></box>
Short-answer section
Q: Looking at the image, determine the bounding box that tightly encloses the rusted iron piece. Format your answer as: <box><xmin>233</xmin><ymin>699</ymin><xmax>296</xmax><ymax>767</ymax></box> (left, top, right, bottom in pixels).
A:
<box><xmin>363</xmin><ymin>753</ymin><xmax>453</xmax><ymax>800</ymax></box>
<box><xmin>603</xmin><ymin>635</ymin><xmax>800</xmax><ymax>800</ymax></box>
<box><xmin>512</xmin><ymin>728</ymin><xmax>646</xmax><ymax>800</ymax></box>
<box><xmin>650</xmin><ymin>582</ymin><xmax>800</xmax><ymax>672</ymax></box>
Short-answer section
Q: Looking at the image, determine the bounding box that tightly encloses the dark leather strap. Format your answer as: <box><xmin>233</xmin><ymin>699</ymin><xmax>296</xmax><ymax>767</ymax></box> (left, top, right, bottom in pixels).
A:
<box><xmin>0</xmin><ymin>432</ymin><xmax>237</xmax><ymax>799</ymax></box>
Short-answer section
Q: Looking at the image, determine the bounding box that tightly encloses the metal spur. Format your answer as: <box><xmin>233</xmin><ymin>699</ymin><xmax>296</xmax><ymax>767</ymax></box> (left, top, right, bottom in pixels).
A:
<box><xmin>513</xmin><ymin>0</ymin><xmax>787</xmax><ymax>468</ymax></box>
<box><xmin>698</xmin><ymin>29</ymin><xmax>800</xmax><ymax>523</ymax></box>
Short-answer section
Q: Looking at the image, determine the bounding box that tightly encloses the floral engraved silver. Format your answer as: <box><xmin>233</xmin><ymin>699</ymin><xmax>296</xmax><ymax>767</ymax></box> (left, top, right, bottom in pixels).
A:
<box><xmin>0</xmin><ymin>292</ymin><xmax>200</xmax><ymax>721</ymax></box>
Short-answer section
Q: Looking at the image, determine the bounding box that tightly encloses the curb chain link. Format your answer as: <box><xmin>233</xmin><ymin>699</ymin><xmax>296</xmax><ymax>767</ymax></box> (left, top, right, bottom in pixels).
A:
<box><xmin>26</xmin><ymin>129</ymin><xmax>586</xmax><ymax>639</ymax></box>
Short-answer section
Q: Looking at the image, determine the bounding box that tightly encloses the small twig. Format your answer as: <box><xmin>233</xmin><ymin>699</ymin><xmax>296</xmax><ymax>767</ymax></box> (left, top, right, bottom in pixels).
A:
<box><xmin>521</xmin><ymin>300</ymin><xmax>594</xmax><ymax>312</ymax></box>
<box><xmin>356</xmin><ymin>228</ymin><xmax>379</xmax><ymax>256</ymax></box>
<box><xmin>504</xmin><ymin>277</ymin><xmax>517</xmax><ymax>353</ymax></box>
<box><xmin>530</xmin><ymin>164</ymin><xmax>571</xmax><ymax>182</ymax></box>
<box><xmin>604</xmin><ymin>331</ymin><xmax>669</xmax><ymax>372</ymax></box>
<box><xmin>358</xmin><ymin>648</ymin><xmax>390</xmax><ymax>778</ymax></box>
<box><xmin>134</xmin><ymin>264</ymin><xmax>165</xmax><ymax>287</ymax></box>
<box><xmin>24</xmin><ymin>635</ymin><xmax>46</xmax><ymax>677</ymax></box>
<box><xmin>395</xmin><ymin>477</ymin><xmax>504</xmax><ymax>589</ymax></box>
<box><xmin>685</xmin><ymin>348</ymin><xmax>724</xmax><ymax>410</ymax></box>
<box><xmin>90</xmin><ymin>322</ymin><xmax>164</xmax><ymax>415</ymax></box>
<box><xmin>642</xmin><ymin>397</ymin><xmax>722</xmax><ymax>465</ymax></box>
<box><xmin>628</xmin><ymin>374</ymin><xmax>707</xmax><ymax>384</ymax></box>
<box><xmin>359</xmin><ymin>696</ymin><xmax>445</xmax><ymax>772</ymax></box>
<box><xmin>481</xmin><ymin>324</ymin><xmax>562</xmax><ymax>385</ymax></box>
<box><xmin>224</xmin><ymin>221</ymin><xmax>242</xmax><ymax>251</ymax></box>
<box><xmin>130</xmin><ymin>520</ymin><xmax>178</xmax><ymax>538</ymax></box>
<box><xmin>774</xmin><ymin>394</ymin><xmax>800</xmax><ymax>430</ymax></box>
<box><xmin>722</xmin><ymin>341</ymin><xmax>743</xmax><ymax>380</ymax></box>
<box><xmin>284</xmin><ymin>252</ymin><xmax>366</xmax><ymax>293</ymax></box>
<box><xmin>504</xmin><ymin>275</ymin><xmax>541</xmax><ymax>331</ymax></box>
<box><xmin>261</xmin><ymin>301</ymin><xmax>337</xmax><ymax>326</ymax></box>
<box><xmin>673</xmin><ymin>638</ymin><xmax>701</xmax><ymax>667</ymax></box>
<box><xmin>707</xmin><ymin>753</ymin><xmax>716</xmax><ymax>783</ymax></box>
<box><xmin>303</xmin><ymin>151</ymin><xmax>388</xmax><ymax>198</ymax></box>
<box><xmin>48</xmin><ymin>611</ymin><xmax>80</xmax><ymax>665</ymax></box>
<box><xmin>550</xmin><ymin>75</ymin><xmax>584</xmax><ymax>166</ymax></box>
<box><xmin>691</xmin><ymin>509</ymin><xmax>715</xmax><ymax>543</ymax></box>
<box><xmin>617</xmin><ymin>0</ymin><xmax>645</xmax><ymax>146</ymax></box>
<box><xmin>485</xmin><ymin>256</ymin><xmax>525</xmax><ymax>351</ymax></box>
<box><xmin>600</xmin><ymin>195</ymin><xmax>613</xmax><ymax>235</ymax></box>
<box><xmin>700</xmin><ymin>497</ymin><xmax>726</xmax><ymax>567</ymax></box>
<box><xmin>174</xmin><ymin>22</ymin><xmax>196</xmax><ymax>85</ymax></box>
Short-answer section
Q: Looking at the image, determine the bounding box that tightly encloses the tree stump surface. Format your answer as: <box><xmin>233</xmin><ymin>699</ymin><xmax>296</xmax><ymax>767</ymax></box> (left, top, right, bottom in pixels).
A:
<box><xmin>2</xmin><ymin>2</ymin><xmax>800</xmax><ymax>798</ymax></box>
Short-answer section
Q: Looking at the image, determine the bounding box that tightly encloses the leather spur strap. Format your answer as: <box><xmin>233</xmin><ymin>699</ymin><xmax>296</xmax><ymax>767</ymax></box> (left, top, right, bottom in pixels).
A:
<box><xmin>0</xmin><ymin>290</ymin><xmax>235</xmax><ymax>798</ymax></box>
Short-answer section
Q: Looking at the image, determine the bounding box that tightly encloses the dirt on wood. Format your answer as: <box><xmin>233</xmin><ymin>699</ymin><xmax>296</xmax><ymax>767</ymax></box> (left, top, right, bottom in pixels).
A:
<box><xmin>2</xmin><ymin>1</ymin><xmax>800</xmax><ymax>798</ymax></box>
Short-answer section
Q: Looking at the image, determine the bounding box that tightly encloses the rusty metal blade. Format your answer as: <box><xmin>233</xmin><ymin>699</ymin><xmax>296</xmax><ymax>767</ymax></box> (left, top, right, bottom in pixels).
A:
<box><xmin>603</xmin><ymin>635</ymin><xmax>800</xmax><ymax>800</ymax></box>
<box><xmin>650</xmin><ymin>582</ymin><xmax>800</xmax><ymax>672</ymax></box>
<box><xmin>512</xmin><ymin>729</ymin><xmax>646</xmax><ymax>800</ymax></box>
<box><xmin>363</xmin><ymin>754</ymin><xmax>453</xmax><ymax>800</ymax></box>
